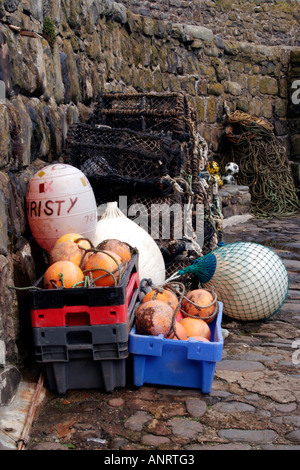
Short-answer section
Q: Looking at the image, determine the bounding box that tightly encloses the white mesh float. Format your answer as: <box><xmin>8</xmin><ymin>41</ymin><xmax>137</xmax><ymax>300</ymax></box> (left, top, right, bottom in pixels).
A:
<box><xmin>168</xmin><ymin>242</ymin><xmax>289</xmax><ymax>321</ymax></box>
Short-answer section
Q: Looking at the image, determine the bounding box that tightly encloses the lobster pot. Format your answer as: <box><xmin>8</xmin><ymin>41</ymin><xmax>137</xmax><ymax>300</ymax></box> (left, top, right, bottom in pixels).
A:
<box><xmin>195</xmin><ymin>242</ymin><xmax>289</xmax><ymax>321</ymax></box>
<box><xmin>90</xmin><ymin>92</ymin><xmax>197</xmax><ymax>138</ymax></box>
<box><xmin>66</xmin><ymin>123</ymin><xmax>190</xmax><ymax>199</ymax></box>
<box><xmin>26</xmin><ymin>164</ymin><xmax>97</xmax><ymax>253</ymax></box>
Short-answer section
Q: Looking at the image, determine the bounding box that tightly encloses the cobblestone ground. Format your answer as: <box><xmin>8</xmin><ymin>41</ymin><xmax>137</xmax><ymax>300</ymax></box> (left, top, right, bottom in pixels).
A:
<box><xmin>28</xmin><ymin>214</ymin><xmax>300</xmax><ymax>451</ymax></box>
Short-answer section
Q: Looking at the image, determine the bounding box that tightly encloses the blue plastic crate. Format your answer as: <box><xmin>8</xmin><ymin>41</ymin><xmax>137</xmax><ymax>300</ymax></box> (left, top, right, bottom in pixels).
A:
<box><xmin>129</xmin><ymin>302</ymin><xmax>224</xmax><ymax>394</ymax></box>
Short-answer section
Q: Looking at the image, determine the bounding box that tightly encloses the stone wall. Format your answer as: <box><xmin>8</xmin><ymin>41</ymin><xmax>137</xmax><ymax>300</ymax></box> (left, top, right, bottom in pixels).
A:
<box><xmin>0</xmin><ymin>0</ymin><xmax>299</xmax><ymax>382</ymax></box>
<box><xmin>289</xmin><ymin>50</ymin><xmax>300</xmax><ymax>179</ymax></box>
<box><xmin>114</xmin><ymin>0</ymin><xmax>300</xmax><ymax>46</ymax></box>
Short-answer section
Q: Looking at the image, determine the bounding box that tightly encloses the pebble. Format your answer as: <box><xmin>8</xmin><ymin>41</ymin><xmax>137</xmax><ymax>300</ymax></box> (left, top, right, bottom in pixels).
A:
<box><xmin>285</xmin><ymin>430</ymin><xmax>300</xmax><ymax>442</ymax></box>
<box><xmin>108</xmin><ymin>398</ymin><xmax>124</xmax><ymax>407</ymax></box>
<box><xmin>141</xmin><ymin>434</ymin><xmax>171</xmax><ymax>446</ymax></box>
<box><xmin>124</xmin><ymin>411</ymin><xmax>152</xmax><ymax>432</ymax></box>
<box><xmin>273</xmin><ymin>403</ymin><xmax>297</xmax><ymax>413</ymax></box>
<box><xmin>283</xmin><ymin>415</ymin><xmax>300</xmax><ymax>427</ymax></box>
<box><xmin>166</xmin><ymin>417</ymin><xmax>204</xmax><ymax>439</ymax></box>
<box><xmin>185</xmin><ymin>398</ymin><xmax>207</xmax><ymax>418</ymax></box>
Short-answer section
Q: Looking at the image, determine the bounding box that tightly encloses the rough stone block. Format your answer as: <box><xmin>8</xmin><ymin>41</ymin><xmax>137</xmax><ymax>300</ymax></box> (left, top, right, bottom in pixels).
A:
<box><xmin>184</xmin><ymin>24</ymin><xmax>214</xmax><ymax>43</ymax></box>
<box><xmin>219</xmin><ymin>185</ymin><xmax>251</xmax><ymax>219</ymax></box>
<box><xmin>0</xmin><ymin>365</ymin><xmax>21</xmax><ymax>405</ymax></box>
<box><xmin>0</xmin><ymin>340</ymin><xmax>5</xmax><ymax>366</ymax></box>
<box><xmin>226</xmin><ymin>81</ymin><xmax>243</xmax><ymax>96</ymax></box>
<box><xmin>259</xmin><ymin>76</ymin><xmax>279</xmax><ymax>95</ymax></box>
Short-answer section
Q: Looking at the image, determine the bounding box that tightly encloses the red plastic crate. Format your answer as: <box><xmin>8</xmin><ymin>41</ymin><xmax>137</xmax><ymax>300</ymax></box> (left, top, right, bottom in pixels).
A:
<box><xmin>31</xmin><ymin>272</ymin><xmax>139</xmax><ymax>327</ymax></box>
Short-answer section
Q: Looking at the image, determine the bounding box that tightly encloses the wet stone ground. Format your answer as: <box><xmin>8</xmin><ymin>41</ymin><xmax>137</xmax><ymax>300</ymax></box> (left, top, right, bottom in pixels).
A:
<box><xmin>27</xmin><ymin>214</ymin><xmax>300</xmax><ymax>451</ymax></box>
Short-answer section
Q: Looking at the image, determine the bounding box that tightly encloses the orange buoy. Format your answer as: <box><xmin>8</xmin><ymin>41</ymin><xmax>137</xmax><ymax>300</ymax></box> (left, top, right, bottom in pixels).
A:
<box><xmin>166</xmin><ymin>321</ymin><xmax>188</xmax><ymax>340</ymax></box>
<box><xmin>96</xmin><ymin>239</ymin><xmax>131</xmax><ymax>263</ymax></box>
<box><xmin>55</xmin><ymin>233</ymin><xmax>91</xmax><ymax>250</ymax></box>
<box><xmin>136</xmin><ymin>300</ymin><xmax>173</xmax><ymax>337</ymax></box>
<box><xmin>84</xmin><ymin>250</ymin><xmax>123</xmax><ymax>286</ymax></box>
<box><xmin>49</xmin><ymin>241</ymin><xmax>88</xmax><ymax>268</ymax></box>
<box><xmin>181</xmin><ymin>289</ymin><xmax>216</xmax><ymax>322</ymax></box>
<box><xmin>180</xmin><ymin>317</ymin><xmax>211</xmax><ymax>341</ymax></box>
<box><xmin>43</xmin><ymin>260</ymin><xmax>84</xmax><ymax>289</ymax></box>
<box><xmin>142</xmin><ymin>288</ymin><xmax>179</xmax><ymax>312</ymax></box>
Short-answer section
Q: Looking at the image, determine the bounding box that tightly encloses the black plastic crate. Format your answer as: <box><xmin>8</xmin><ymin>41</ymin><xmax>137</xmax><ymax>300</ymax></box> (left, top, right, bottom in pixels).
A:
<box><xmin>44</xmin><ymin>357</ymin><xmax>127</xmax><ymax>394</ymax></box>
<box><xmin>32</xmin><ymin>321</ymin><xmax>132</xmax><ymax>362</ymax></box>
<box><xmin>30</xmin><ymin>253</ymin><xmax>138</xmax><ymax>310</ymax></box>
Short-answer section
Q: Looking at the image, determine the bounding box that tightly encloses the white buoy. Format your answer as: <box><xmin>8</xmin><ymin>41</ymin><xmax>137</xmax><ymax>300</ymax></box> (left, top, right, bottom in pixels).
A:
<box><xmin>94</xmin><ymin>201</ymin><xmax>166</xmax><ymax>286</ymax></box>
<box><xmin>26</xmin><ymin>163</ymin><xmax>97</xmax><ymax>252</ymax></box>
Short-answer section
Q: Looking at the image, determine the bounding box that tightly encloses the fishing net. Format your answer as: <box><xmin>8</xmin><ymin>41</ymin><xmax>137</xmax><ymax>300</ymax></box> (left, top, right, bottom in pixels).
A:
<box><xmin>168</xmin><ymin>242</ymin><xmax>289</xmax><ymax>321</ymax></box>
<box><xmin>220</xmin><ymin>110</ymin><xmax>300</xmax><ymax>218</ymax></box>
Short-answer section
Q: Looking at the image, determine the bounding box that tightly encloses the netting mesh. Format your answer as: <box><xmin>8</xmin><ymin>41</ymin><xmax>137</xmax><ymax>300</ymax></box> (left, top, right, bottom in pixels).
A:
<box><xmin>201</xmin><ymin>242</ymin><xmax>289</xmax><ymax>321</ymax></box>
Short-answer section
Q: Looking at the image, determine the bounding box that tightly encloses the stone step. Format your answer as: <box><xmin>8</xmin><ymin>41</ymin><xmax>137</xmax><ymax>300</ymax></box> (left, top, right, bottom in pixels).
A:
<box><xmin>283</xmin><ymin>259</ymin><xmax>300</xmax><ymax>272</ymax></box>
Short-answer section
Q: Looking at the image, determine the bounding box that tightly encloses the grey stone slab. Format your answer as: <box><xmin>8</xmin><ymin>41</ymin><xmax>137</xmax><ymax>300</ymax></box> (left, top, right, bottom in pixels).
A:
<box><xmin>218</xmin><ymin>429</ymin><xmax>277</xmax><ymax>443</ymax></box>
<box><xmin>212</xmin><ymin>401</ymin><xmax>256</xmax><ymax>413</ymax></box>
<box><xmin>215</xmin><ymin>360</ymin><xmax>265</xmax><ymax>372</ymax></box>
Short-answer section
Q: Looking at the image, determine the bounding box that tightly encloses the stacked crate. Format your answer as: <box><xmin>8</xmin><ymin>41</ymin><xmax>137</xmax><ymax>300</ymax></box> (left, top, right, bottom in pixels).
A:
<box><xmin>30</xmin><ymin>254</ymin><xmax>139</xmax><ymax>394</ymax></box>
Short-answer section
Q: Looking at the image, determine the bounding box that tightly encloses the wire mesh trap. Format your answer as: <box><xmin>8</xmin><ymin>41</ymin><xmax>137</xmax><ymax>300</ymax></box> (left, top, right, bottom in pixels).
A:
<box><xmin>89</xmin><ymin>92</ymin><xmax>197</xmax><ymax>139</ymax></box>
<box><xmin>66</xmin><ymin>124</ymin><xmax>190</xmax><ymax>193</ymax></box>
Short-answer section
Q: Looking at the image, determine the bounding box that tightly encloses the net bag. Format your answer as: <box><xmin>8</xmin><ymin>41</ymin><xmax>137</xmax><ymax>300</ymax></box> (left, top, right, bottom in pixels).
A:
<box><xmin>168</xmin><ymin>242</ymin><xmax>289</xmax><ymax>321</ymax></box>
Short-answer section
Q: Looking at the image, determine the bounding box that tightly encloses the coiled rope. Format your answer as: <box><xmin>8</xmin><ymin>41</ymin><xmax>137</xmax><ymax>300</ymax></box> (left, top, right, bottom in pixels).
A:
<box><xmin>221</xmin><ymin>111</ymin><xmax>300</xmax><ymax>219</ymax></box>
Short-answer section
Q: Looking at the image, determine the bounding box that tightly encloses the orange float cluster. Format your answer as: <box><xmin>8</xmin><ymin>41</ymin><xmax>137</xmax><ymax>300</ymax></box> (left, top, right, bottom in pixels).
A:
<box><xmin>135</xmin><ymin>287</ymin><xmax>216</xmax><ymax>343</ymax></box>
<box><xmin>43</xmin><ymin>233</ymin><xmax>131</xmax><ymax>289</ymax></box>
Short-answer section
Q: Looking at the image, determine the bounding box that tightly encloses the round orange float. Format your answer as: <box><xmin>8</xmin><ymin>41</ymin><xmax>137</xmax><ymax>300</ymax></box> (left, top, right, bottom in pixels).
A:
<box><xmin>84</xmin><ymin>250</ymin><xmax>123</xmax><ymax>286</ymax></box>
<box><xmin>96</xmin><ymin>239</ymin><xmax>131</xmax><ymax>263</ymax></box>
<box><xmin>166</xmin><ymin>321</ymin><xmax>188</xmax><ymax>340</ymax></box>
<box><xmin>135</xmin><ymin>300</ymin><xmax>173</xmax><ymax>337</ymax></box>
<box><xmin>43</xmin><ymin>260</ymin><xmax>84</xmax><ymax>289</ymax></box>
<box><xmin>49</xmin><ymin>241</ymin><xmax>88</xmax><ymax>268</ymax></box>
<box><xmin>142</xmin><ymin>288</ymin><xmax>179</xmax><ymax>312</ymax></box>
<box><xmin>181</xmin><ymin>289</ymin><xmax>216</xmax><ymax>323</ymax></box>
<box><xmin>55</xmin><ymin>233</ymin><xmax>91</xmax><ymax>250</ymax></box>
<box><xmin>180</xmin><ymin>317</ymin><xmax>211</xmax><ymax>341</ymax></box>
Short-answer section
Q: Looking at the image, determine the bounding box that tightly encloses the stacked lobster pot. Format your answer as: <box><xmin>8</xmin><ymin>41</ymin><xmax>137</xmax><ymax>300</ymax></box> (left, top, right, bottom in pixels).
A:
<box><xmin>66</xmin><ymin>92</ymin><xmax>222</xmax><ymax>278</ymax></box>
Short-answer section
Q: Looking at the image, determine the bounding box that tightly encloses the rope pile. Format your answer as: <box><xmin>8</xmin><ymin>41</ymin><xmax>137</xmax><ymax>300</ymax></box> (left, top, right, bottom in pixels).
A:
<box><xmin>221</xmin><ymin>110</ymin><xmax>300</xmax><ymax>219</ymax></box>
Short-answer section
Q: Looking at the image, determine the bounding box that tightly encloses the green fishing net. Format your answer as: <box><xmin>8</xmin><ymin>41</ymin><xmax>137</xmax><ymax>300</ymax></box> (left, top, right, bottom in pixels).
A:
<box><xmin>175</xmin><ymin>242</ymin><xmax>289</xmax><ymax>321</ymax></box>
